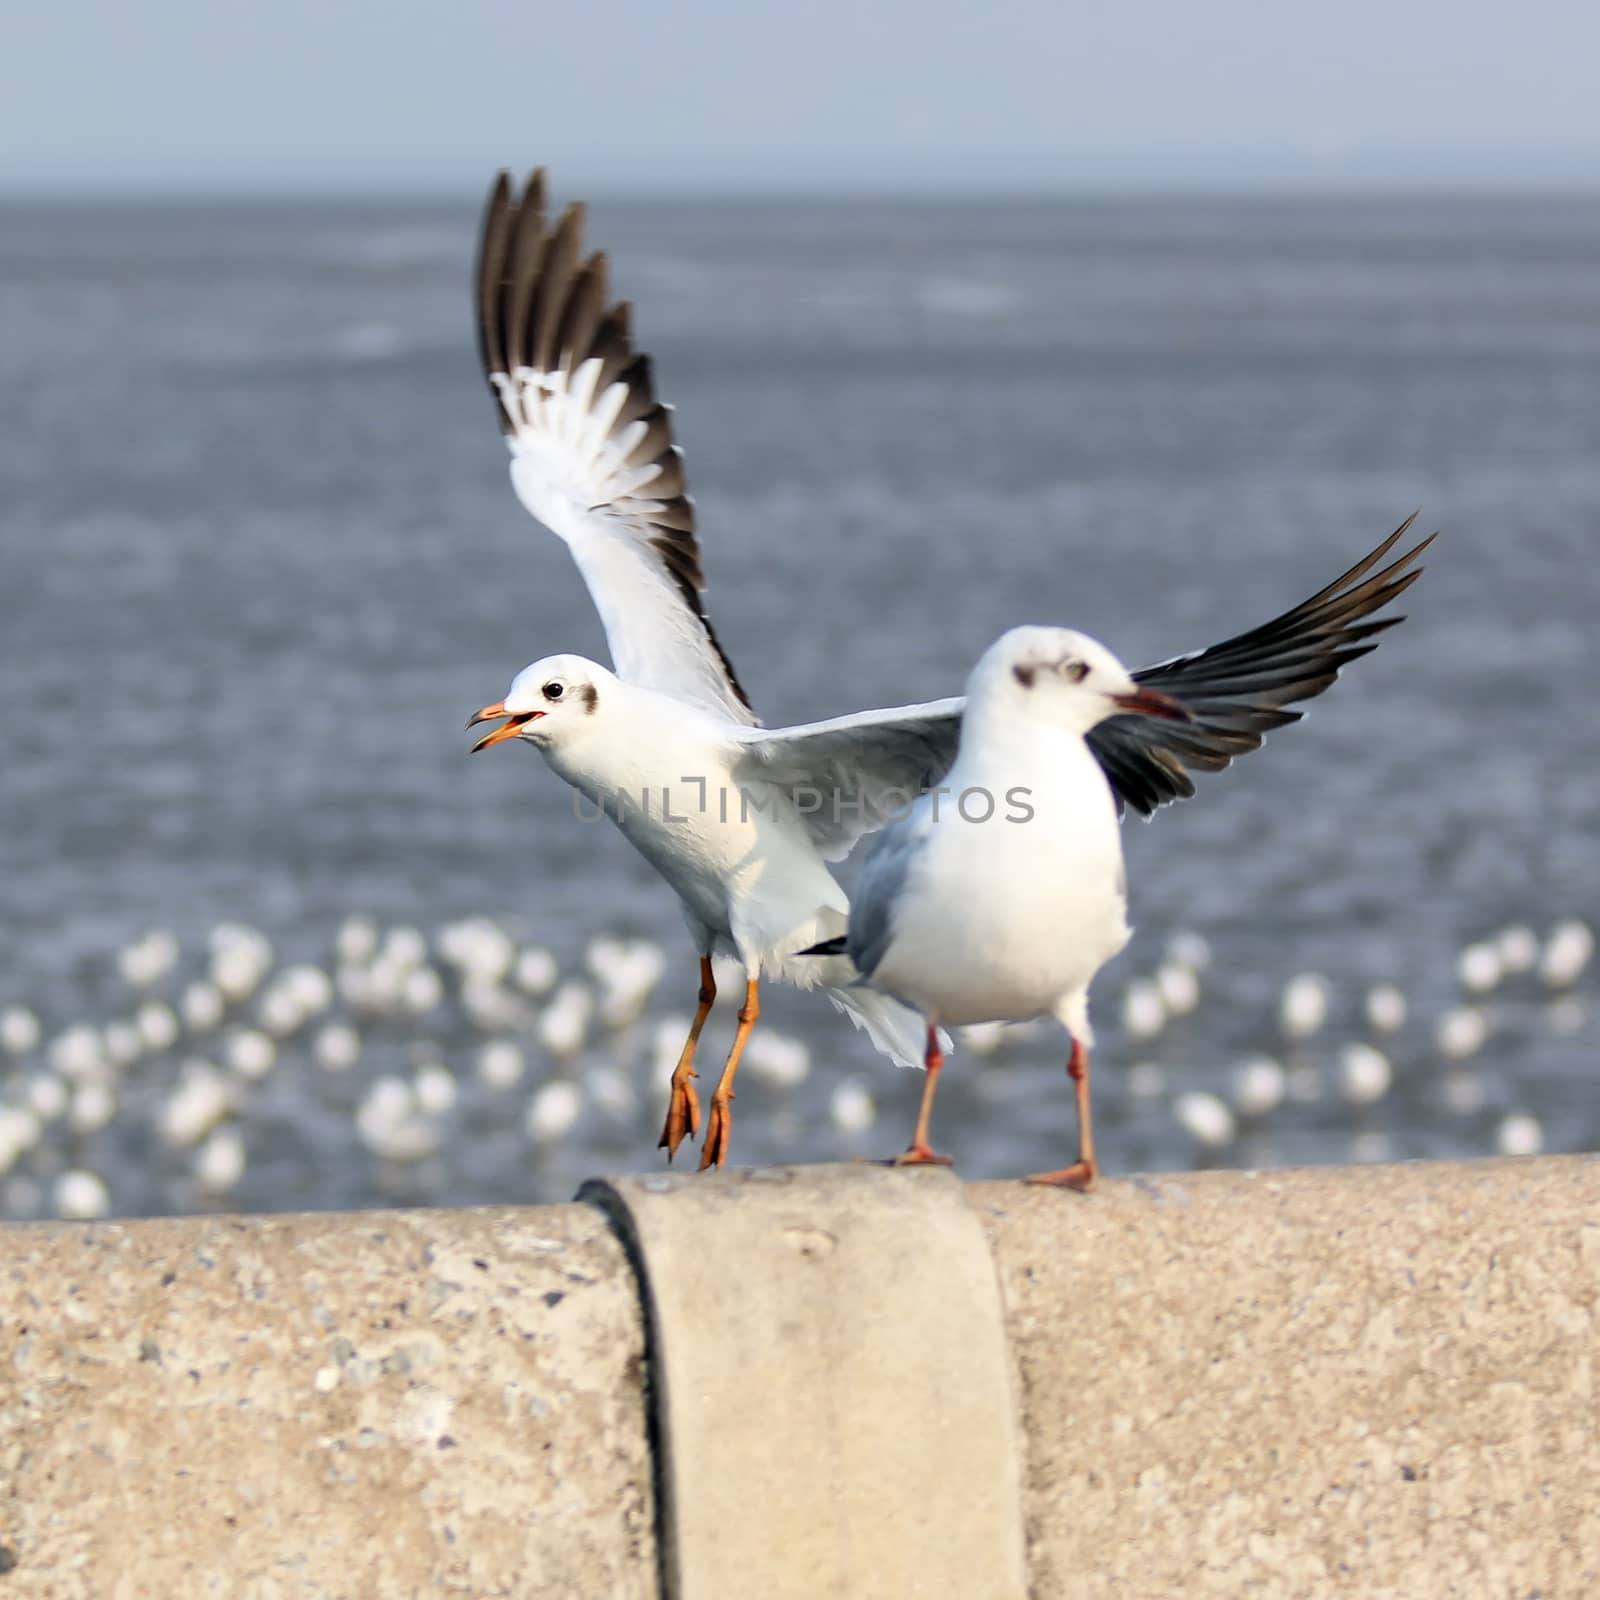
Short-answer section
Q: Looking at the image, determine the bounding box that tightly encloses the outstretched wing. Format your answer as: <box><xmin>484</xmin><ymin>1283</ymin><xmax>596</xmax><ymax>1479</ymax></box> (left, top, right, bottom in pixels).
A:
<box><xmin>476</xmin><ymin>170</ymin><xmax>755</xmax><ymax>725</ymax></box>
<box><xmin>734</xmin><ymin>517</ymin><xmax>1432</xmax><ymax>849</ymax></box>
<box><xmin>731</xmin><ymin>699</ymin><xmax>965</xmax><ymax>861</ymax></box>
<box><xmin>1089</xmin><ymin>516</ymin><xmax>1433</xmax><ymax>815</ymax></box>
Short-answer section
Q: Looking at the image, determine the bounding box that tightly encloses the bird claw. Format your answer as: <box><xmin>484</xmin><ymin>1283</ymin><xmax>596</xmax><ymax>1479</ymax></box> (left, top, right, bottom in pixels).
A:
<box><xmin>658</xmin><ymin>1074</ymin><xmax>702</xmax><ymax>1162</ymax></box>
<box><xmin>1025</xmin><ymin>1160</ymin><xmax>1096</xmax><ymax>1192</ymax></box>
<box><xmin>698</xmin><ymin>1095</ymin><xmax>733</xmax><ymax>1171</ymax></box>
<box><xmin>890</xmin><ymin>1144</ymin><xmax>954</xmax><ymax>1169</ymax></box>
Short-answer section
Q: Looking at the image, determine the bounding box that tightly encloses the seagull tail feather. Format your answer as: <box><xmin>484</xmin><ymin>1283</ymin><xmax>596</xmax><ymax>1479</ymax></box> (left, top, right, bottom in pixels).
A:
<box><xmin>823</xmin><ymin>985</ymin><xmax>941</xmax><ymax>1071</ymax></box>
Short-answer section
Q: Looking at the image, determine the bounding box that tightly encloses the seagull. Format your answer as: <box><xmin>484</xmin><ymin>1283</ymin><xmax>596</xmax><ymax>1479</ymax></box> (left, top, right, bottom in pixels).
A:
<box><xmin>803</xmin><ymin>627</ymin><xmax>1195</xmax><ymax>1185</ymax></box>
<box><xmin>466</xmin><ymin>167</ymin><xmax>1433</xmax><ymax>1169</ymax></box>
<box><xmin>466</xmin><ymin>175</ymin><xmax>931</xmax><ymax>1167</ymax></box>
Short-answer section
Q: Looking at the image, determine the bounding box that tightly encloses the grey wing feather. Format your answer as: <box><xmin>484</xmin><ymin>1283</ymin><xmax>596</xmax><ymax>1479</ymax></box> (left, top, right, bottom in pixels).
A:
<box><xmin>1089</xmin><ymin>516</ymin><xmax>1434</xmax><ymax>816</ymax></box>
<box><xmin>847</xmin><ymin>816</ymin><xmax>929</xmax><ymax>983</ymax></box>
<box><xmin>730</xmin><ymin>700</ymin><xmax>964</xmax><ymax>861</ymax></box>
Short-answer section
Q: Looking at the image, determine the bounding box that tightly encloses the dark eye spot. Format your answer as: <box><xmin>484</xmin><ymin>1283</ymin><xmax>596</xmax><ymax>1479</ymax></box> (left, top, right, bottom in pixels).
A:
<box><xmin>542</xmin><ymin>682</ymin><xmax>564</xmax><ymax>702</ymax></box>
<box><xmin>1063</xmin><ymin>660</ymin><xmax>1089</xmax><ymax>684</ymax></box>
<box><xmin>579</xmin><ymin>684</ymin><xmax>599</xmax><ymax>715</ymax></box>
<box><xmin>1012</xmin><ymin>665</ymin><xmax>1036</xmax><ymax>689</ymax></box>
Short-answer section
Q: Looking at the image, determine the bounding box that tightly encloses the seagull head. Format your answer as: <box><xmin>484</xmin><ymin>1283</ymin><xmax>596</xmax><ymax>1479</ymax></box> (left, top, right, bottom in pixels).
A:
<box><xmin>970</xmin><ymin>626</ymin><xmax>1192</xmax><ymax>736</ymax></box>
<box><xmin>467</xmin><ymin>654</ymin><xmax>611</xmax><ymax>752</ymax></box>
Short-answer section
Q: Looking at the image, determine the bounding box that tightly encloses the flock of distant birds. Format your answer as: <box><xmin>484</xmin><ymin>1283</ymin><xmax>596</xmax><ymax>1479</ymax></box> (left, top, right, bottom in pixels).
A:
<box><xmin>1119</xmin><ymin>921</ymin><xmax>1590</xmax><ymax>1160</ymax></box>
<box><xmin>0</xmin><ymin>911</ymin><xmax>1590</xmax><ymax>1221</ymax></box>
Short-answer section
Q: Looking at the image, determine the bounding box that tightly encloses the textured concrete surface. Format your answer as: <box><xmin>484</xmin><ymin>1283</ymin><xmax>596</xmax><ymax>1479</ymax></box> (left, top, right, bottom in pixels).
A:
<box><xmin>586</xmin><ymin>1165</ymin><xmax>1026</xmax><ymax>1600</ymax></box>
<box><xmin>973</xmin><ymin>1157</ymin><xmax>1600</xmax><ymax>1599</ymax></box>
<box><xmin>6</xmin><ymin>1158</ymin><xmax>1599</xmax><ymax>1599</ymax></box>
<box><xmin>0</xmin><ymin>1205</ymin><xmax>655</xmax><ymax>1600</ymax></box>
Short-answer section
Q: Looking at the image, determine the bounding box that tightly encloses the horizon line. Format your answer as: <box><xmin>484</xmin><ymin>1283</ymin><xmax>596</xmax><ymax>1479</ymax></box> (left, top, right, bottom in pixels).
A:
<box><xmin>5</xmin><ymin>178</ymin><xmax>1600</xmax><ymax>206</ymax></box>
<box><xmin>5</xmin><ymin>142</ymin><xmax>1600</xmax><ymax>204</ymax></box>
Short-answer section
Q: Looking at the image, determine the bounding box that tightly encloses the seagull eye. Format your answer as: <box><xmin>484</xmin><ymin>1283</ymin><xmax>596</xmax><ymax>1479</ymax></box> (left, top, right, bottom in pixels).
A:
<box><xmin>1063</xmin><ymin>661</ymin><xmax>1089</xmax><ymax>684</ymax></box>
<box><xmin>542</xmin><ymin>681</ymin><xmax>564</xmax><ymax>702</ymax></box>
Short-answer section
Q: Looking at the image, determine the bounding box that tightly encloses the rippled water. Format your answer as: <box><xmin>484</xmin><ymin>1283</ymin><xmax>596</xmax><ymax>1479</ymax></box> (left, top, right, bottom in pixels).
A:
<box><xmin>1</xmin><ymin>192</ymin><xmax>1596</xmax><ymax>1217</ymax></box>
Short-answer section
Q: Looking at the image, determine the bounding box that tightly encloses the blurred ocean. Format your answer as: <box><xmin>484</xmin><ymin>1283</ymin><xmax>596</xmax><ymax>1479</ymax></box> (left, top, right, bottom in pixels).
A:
<box><xmin>1</xmin><ymin>192</ymin><xmax>1597</xmax><ymax>1218</ymax></box>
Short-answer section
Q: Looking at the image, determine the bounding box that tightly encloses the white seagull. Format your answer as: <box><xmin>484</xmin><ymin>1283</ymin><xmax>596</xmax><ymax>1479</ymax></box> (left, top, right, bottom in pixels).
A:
<box><xmin>802</xmin><ymin>629</ymin><xmax>1191</xmax><ymax>1188</ymax></box>
<box><xmin>466</xmin><ymin>169</ymin><xmax>1432</xmax><ymax>1169</ymax></box>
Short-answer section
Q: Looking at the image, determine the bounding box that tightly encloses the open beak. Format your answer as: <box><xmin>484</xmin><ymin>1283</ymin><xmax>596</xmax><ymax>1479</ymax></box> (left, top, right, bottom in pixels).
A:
<box><xmin>1111</xmin><ymin>686</ymin><xmax>1192</xmax><ymax>722</ymax></box>
<box><xmin>467</xmin><ymin>701</ymin><xmax>543</xmax><ymax>752</ymax></box>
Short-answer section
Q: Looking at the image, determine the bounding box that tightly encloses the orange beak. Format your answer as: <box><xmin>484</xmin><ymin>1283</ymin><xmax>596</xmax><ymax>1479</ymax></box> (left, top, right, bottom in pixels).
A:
<box><xmin>466</xmin><ymin>701</ymin><xmax>544</xmax><ymax>752</ymax></box>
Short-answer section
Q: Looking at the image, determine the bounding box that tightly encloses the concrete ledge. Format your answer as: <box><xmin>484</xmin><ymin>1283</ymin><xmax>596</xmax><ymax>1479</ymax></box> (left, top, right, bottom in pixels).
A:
<box><xmin>1</xmin><ymin>1206</ymin><xmax>655</xmax><ymax>1599</ymax></box>
<box><xmin>973</xmin><ymin>1159</ymin><xmax>1600</xmax><ymax>1597</ymax></box>
<box><xmin>4</xmin><ymin>1157</ymin><xmax>1599</xmax><ymax>1597</ymax></box>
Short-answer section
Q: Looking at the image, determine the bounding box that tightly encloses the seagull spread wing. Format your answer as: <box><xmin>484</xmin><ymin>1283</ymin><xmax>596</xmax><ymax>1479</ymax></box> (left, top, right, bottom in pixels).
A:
<box><xmin>731</xmin><ymin>700</ymin><xmax>965</xmax><ymax>861</ymax></box>
<box><xmin>1089</xmin><ymin>515</ymin><xmax>1433</xmax><ymax>815</ymax></box>
<box><xmin>476</xmin><ymin>171</ymin><xmax>755</xmax><ymax>725</ymax></box>
<box><xmin>734</xmin><ymin>517</ymin><xmax>1433</xmax><ymax>849</ymax></box>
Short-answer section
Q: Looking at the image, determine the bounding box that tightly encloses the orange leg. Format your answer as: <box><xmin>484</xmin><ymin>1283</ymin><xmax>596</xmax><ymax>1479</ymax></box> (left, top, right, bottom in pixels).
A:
<box><xmin>1027</xmin><ymin>1037</ymin><xmax>1098</xmax><ymax>1190</ymax></box>
<box><xmin>698</xmin><ymin>978</ymin><xmax>759</xmax><ymax>1171</ymax></box>
<box><xmin>657</xmin><ymin>956</ymin><xmax>715</xmax><ymax>1162</ymax></box>
<box><xmin>892</xmin><ymin>1024</ymin><xmax>955</xmax><ymax>1168</ymax></box>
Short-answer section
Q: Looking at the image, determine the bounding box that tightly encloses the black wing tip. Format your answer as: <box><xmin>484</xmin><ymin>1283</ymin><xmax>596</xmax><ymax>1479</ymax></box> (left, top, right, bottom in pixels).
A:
<box><xmin>1278</xmin><ymin>512</ymin><xmax>1434</xmax><ymax>620</ymax></box>
<box><xmin>1354</xmin><ymin>521</ymin><xmax>1437</xmax><ymax>602</ymax></box>
<box><xmin>1391</xmin><ymin>528</ymin><xmax>1438</xmax><ymax>573</ymax></box>
<box><xmin>1106</xmin><ymin>512</ymin><xmax>1437</xmax><ymax>814</ymax></box>
<box><xmin>798</xmin><ymin>935</ymin><xmax>850</xmax><ymax>958</ymax></box>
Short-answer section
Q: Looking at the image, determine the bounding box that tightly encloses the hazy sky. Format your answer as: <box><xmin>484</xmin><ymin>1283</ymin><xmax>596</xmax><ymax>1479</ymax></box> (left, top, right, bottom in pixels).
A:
<box><xmin>5</xmin><ymin>0</ymin><xmax>1597</xmax><ymax>193</ymax></box>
